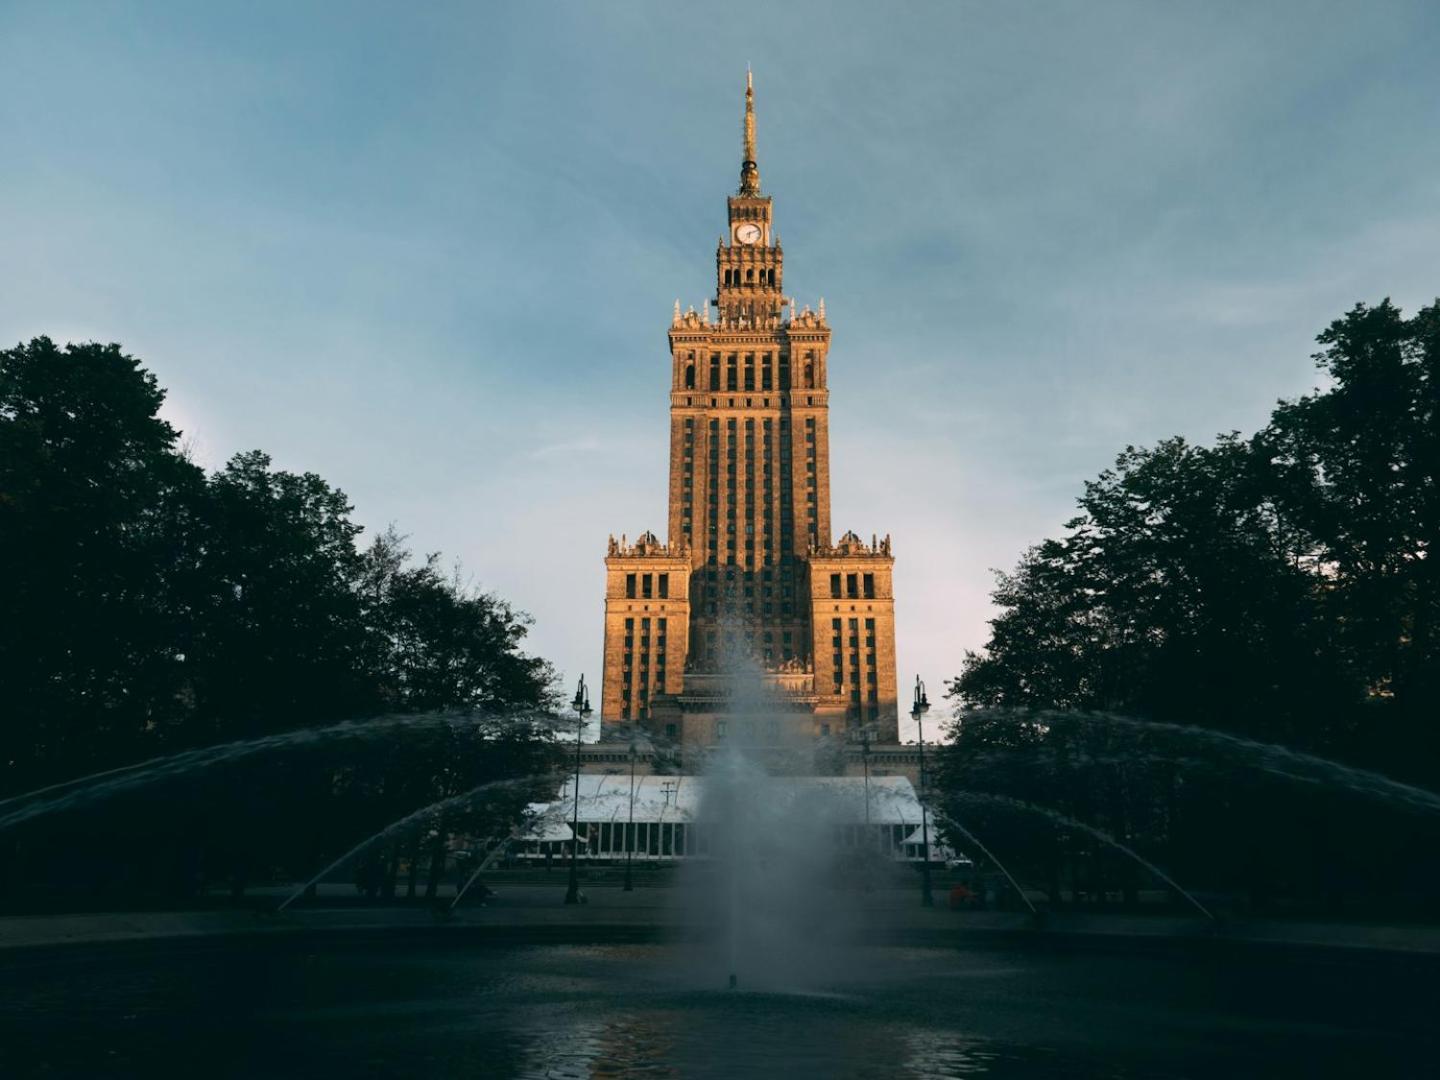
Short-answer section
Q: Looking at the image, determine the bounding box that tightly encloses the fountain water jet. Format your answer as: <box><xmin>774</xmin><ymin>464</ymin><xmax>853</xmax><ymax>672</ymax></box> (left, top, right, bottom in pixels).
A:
<box><xmin>449</xmin><ymin>822</ymin><xmax>532</xmax><ymax>911</ymax></box>
<box><xmin>962</xmin><ymin>709</ymin><xmax>1440</xmax><ymax>818</ymax></box>
<box><xmin>943</xmin><ymin>790</ymin><xmax>1216</xmax><ymax>922</ymax></box>
<box><xmin>0</xmin><ymin>711</ymin><xmax>563</xmax><ymax>832</ymax></box>
<box><xmin>938</xmin><ymin>814</ymin><xmax>1038</xmax><ymax>916</ymax></box>
<box><xmin>277</xmin><ymin>774</ymin><xmax>543</xmax><ymax>911</ymax></box>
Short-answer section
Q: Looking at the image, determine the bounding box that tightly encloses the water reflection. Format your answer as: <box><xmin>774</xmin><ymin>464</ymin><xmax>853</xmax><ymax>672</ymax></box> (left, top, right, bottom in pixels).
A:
<box><xmin>518</xmin><ymin>1011</ymin><xmax>678</xmax><ymax>1079</ymax></box>
<box><xmin>901</xmin><ymin>1030</ymin><xmax>1007</xmax><ymax>1078</ymax></box>
<box><xmin>504</xmin><ymin>990</ymin><xmax>1129</xmax><ymax>1079</ymax></box>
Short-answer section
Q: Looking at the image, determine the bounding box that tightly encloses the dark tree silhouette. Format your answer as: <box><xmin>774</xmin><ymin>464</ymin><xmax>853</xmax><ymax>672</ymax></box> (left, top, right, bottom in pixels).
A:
<box><xmin>0</xmin><ymin>337</ymin><xmax>560</xmax><ymax>907</ymax></box>
<box><xmin>941</xmin><ymin>300</ymin><xmax>1440</xmax><ymax>914</ymax></box>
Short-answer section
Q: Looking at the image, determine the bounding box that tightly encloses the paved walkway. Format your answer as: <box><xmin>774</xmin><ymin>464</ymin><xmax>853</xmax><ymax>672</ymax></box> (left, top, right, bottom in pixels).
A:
<box><xmin>4</xmin><ymin>884</ymin><xmax>1440</xmax><ymax>956</ymax></box>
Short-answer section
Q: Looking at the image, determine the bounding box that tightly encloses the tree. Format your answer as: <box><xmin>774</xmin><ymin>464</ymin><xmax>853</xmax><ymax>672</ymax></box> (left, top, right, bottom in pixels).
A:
<box><xmin>958</xmin><ymin>435</ymin><xmax>1346</xmax><ymax>744</ymax></box>
<box><xmin>357</xmin><ymin>529</ymin><xmax>557</xmax><ymax>714</ymax></box>
<box><xmin>1260</xmin><ymin>299</ymin><xmax>1440</xmax><ymax>767</ymax></box>
<box><xmin>183</xmin><ymin>450</ymin><xmax>373</xmax><ymax>741</ymax></box>
<box><xmin>0</xmin><ymin>337</ymin><xmax>561</xmax><ymax>907</ymax></box>
<box><xmin>0</xmin><ymin>337</ymin><xmax>205</xmax><ymax>790</ymax></box>
<box><xmin>944</xmin><ymin>300</ymin><xmax>1440</xmax><ymax>910</ymax></box>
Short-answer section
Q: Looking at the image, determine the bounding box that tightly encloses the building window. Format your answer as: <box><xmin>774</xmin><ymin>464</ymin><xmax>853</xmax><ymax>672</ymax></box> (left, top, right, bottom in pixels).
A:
<box><xmin>625</xmin><ymin>573</ymin><xmax>636</xmax><ymax>599</ymax></box>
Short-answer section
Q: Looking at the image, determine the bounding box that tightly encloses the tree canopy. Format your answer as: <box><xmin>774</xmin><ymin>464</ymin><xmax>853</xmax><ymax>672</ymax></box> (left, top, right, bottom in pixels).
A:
<box><xmin>940</xmin><ymin>300</ymin><xmax>1440</xmax><ymax>913</ymax></box>
<box><xmin>0</xmin><ymin>337</ymin><xmax>560</xmax><ymax>905</ymax></box>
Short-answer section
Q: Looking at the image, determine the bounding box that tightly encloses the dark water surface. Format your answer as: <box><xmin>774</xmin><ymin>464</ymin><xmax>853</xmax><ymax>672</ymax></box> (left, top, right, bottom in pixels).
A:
<box><xmin>1</xmin><ymin>934</ymin><xmax>1436</xmax><ymax>1077</ymax></box>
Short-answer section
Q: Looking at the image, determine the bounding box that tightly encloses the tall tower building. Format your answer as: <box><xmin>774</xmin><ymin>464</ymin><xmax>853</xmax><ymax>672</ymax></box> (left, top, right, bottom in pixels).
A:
<box><xmin>600</xmin><ymin>74</ymin><xmax>899</xmax><ymax>748</ymax></box>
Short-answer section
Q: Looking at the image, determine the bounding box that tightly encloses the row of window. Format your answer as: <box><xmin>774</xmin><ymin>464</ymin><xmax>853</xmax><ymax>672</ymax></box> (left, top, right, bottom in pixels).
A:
<box><xmin>680</xmin><ymin>351</ymin><xmax>818</xmax><ymax>391</ymax></box>
<box><xmin>689</xmin><ymin>417</ymin><xmax>813</xmax><ymax>566</ymax></box>
<box><xmin>678</xmin><ymin>397</ymin><xmax>822</xmax><ymax>410</ymax></box>
<box><xmin>828</xmin><ymin>573</ymin><xmax>876</xmax><ymax>599</ymax></box>
<box><xmin>832</xmin><ymin>617</ymin><xmax>879</xmax><ymax>696</ymax></box>
<box><xmin>721</xmin><ymin>267</ymin><xmax>777</xmax><ymax>287</ymax></box>
<box><xmin>623</xmin><ymin>572</ymin><xmax>669</xmax><ymax>599</ymax></box>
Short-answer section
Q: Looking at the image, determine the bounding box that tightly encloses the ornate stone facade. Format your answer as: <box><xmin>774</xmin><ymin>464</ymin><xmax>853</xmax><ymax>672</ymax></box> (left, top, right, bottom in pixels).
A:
<box><xmin>599</xmin><ymin>74</ymin><xmax>899</xmax><ymax>745</ymax></box>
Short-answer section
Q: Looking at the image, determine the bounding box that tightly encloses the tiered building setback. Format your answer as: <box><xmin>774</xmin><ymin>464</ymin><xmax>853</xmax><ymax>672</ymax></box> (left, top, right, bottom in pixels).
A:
<box><xmin>600</xmin><ymin>74</ymin><xmax>899</xmax><ymax>747</ymax></box>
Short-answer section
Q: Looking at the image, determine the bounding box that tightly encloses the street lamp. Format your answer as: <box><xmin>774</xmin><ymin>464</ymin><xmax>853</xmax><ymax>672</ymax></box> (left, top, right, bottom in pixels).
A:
<box><xmin>623</xmin><ymin>728</ymin><xmax>638</xmax><ymax>892</ymax></box>
<box><xmin>911</xmin><ymin>675</ymin><xmax>934</xmax><ymax>907</ymax></box>
<box><xmin>564</xmin><ymin>674</ymin><xmax>592</xmax><ymax>905</ymax></box>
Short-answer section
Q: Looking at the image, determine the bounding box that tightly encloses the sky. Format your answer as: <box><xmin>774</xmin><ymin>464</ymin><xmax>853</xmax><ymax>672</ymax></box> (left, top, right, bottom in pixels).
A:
<box><xmin>3</xmin><ymin>1</ymin><xmax>1438</xmax><ymax>740</ymax></box>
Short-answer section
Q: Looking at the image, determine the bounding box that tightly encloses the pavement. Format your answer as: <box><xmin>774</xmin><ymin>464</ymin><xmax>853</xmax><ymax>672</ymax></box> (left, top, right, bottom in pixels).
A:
<box><xmin>4</xmin><ymin>881</ymin><xmax>1440</xmax><ymax>956</ymax></box>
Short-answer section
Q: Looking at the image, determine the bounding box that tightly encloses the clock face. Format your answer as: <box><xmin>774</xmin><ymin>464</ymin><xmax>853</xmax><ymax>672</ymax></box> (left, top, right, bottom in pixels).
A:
<box><xmin>735</xmin><ymin>223</ymin><xmax>763</xmax><ymax>245</ymax></box>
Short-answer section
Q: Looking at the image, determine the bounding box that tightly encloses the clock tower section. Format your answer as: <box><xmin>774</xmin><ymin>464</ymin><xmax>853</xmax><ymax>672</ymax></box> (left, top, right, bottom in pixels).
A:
<box><xmin>599</xmin><ymin>73</ymin><xmax>899</xmax><ymax>749</ymax></box>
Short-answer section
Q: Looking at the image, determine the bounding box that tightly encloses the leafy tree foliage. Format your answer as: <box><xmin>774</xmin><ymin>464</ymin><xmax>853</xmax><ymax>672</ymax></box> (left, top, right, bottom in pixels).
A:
<box><xmin>0</xmin><ymin>338</ymin><xmax>206</xmax><ymax>777</ymax></box>
<box><xmin>939</xmin><ymin>301</ymin><xmax>1440</xmax><ymax>913</ymax></box>
<box><xmin>0</xmin><ymin>338</ymin><xmax>560</xmax><ymax>906</ymax></box>
<box><xmin>357</xmin><ymin>528</ymin><xmax>554</xmax><ymax>714</ymax></box>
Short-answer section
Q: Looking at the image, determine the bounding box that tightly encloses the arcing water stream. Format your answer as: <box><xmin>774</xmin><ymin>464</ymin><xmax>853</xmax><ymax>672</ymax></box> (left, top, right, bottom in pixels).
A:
<box><xmin>0</xmin><ymin>711</ymin><xmax>560</xmax><ymax>833</ymax></box>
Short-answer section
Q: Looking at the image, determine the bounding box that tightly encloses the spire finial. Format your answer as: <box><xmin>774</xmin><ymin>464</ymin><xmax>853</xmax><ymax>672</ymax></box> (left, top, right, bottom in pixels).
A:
<box><xmin>739</xmin><ymin>70</ymin><xmax>760</xmax><ymax>196</ymax></box>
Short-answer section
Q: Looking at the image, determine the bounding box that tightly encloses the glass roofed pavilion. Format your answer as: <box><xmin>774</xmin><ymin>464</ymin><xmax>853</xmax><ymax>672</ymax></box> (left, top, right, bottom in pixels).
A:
<box><xmin>516</xmin><ymin>774</ymin><xmax>950</xmax><ymax>866</ymax></box>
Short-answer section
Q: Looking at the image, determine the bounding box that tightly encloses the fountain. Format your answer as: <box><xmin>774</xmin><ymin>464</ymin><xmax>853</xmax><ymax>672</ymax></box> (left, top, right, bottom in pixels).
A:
<box><xmin>3</xmin><ymin>697</ymin><xmax>1439</xmax><ymax>1076</ymax></box>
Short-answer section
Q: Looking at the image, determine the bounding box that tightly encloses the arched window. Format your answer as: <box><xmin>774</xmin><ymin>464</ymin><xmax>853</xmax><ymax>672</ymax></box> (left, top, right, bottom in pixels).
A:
<box><xmin>684</xmin><ymin>363</ymin><xmax>695</xmax><ymax>389</ymax></box>
<box><xmin>746</xmin><ymin>268</ymin><xmax>754</xmax><ymax>283</ymax></box>
<box><xmin>804</xmin><ymin>362</ymin><xmax>814</xmax><ymax>388</ymax></box>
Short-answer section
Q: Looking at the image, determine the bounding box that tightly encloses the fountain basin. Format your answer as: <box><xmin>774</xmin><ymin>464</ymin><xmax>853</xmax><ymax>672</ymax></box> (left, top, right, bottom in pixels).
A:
<box><xmin>2</xmin><ymin>912</ymin><xmax>1436</xmax><ymax>1077</ymax></box>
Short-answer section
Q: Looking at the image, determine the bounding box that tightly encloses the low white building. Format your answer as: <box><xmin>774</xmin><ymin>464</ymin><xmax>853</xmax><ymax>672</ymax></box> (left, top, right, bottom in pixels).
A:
<box><xmin>519</xmin><ymin>773</ymin><xmax>953</xmax><ymax>864</ymax></box>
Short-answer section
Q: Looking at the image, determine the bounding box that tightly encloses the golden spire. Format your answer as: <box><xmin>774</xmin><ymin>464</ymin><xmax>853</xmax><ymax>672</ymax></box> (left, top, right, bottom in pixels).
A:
<box><xmin>739</xmin><ymin>68</ymin><xmax>761</xmax><ymax>196</ymax></box>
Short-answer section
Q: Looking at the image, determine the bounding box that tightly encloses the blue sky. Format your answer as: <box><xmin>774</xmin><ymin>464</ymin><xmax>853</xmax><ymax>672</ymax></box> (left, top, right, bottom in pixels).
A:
<box><xmin>3</xmin><ymin>2</ymin><xmax>1438</xmax><ymax>738</ymax></box>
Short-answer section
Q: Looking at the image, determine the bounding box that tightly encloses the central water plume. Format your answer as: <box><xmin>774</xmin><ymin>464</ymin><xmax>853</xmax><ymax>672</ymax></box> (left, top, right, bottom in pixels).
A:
<box><xmin>677</xmin><ymin>653</ymin><xmax>887</xmax><ymax>992</ymax></box>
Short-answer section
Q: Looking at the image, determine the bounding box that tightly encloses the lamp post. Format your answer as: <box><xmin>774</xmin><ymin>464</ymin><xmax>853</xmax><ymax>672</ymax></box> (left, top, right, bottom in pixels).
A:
<box><xmin>564</xmin><ymin>674</ymin><xmax>592</xmax><ymax>905</ymax></box>
<box><xmin>911</xmin><ymin>675</ymin><xmax>934</xmax><ymax>907</ymax></box>
<box><xmin>623</xmin><ymin>729</ymin><xmax>637</xmax><ymax>892</ymax></box>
